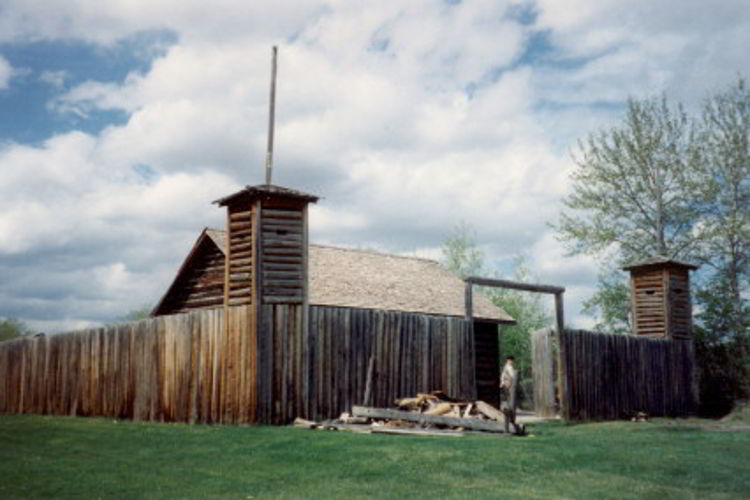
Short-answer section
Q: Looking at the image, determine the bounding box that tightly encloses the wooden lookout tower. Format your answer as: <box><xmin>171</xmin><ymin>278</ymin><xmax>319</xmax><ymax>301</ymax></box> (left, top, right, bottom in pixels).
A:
<box><xmin>622</xmin><ymin>256</ymin><xmax>698</xmax><ymax>339</ymax></box>
<box><xmin>214</xmin><ymin>184</ymin><xmax>318</xmax><ymax>309</ymax></box>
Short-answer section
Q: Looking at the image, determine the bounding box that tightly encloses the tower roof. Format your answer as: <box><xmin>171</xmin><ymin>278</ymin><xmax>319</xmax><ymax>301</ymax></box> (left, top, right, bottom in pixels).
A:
<box><xmin>622</xmin><ymin>255</ymin><xmax>698</xmax><ymax>272</ymax></box>
<box><xmin>213</xmin><ymin>184</ymin><xmax>319</xmax><ymax>206</ymax></box>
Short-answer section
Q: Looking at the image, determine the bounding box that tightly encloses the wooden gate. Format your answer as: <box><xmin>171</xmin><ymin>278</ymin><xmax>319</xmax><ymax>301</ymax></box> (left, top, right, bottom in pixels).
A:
<box><xmin>531</xmin><ymin>327</ymin><xmax>557</xmax><ymax>417</ymax></box>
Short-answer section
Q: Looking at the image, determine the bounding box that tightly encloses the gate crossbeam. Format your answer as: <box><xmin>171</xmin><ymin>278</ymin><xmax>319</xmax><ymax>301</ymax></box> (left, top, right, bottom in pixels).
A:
<box><xmin>464</xmin><ymin>276</ymin><xmax>567</xmax><ymax>417</ymax></box>
<box><xmin>464</xmin><ymin>276</ymin><xmax>565</xmax><ymax>336</ymax></box>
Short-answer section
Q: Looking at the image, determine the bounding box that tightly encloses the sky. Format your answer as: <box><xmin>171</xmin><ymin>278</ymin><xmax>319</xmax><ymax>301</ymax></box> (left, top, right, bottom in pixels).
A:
<box><xmin>0</xmin><ymin>0</ymin><xmax>748</xmax><ymax>333</ymax></box>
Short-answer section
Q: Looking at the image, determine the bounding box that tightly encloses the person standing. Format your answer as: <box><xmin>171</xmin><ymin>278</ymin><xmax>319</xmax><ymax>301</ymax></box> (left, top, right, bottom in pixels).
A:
<box><xmin>500</xmin><ymin>355</ymin><xmax>519</xmax><ymax>434</ymax></box>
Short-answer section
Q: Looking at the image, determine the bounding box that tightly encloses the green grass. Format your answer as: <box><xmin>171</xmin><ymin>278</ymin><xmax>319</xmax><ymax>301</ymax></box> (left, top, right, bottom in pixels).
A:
<box><xmin>1</xmin><ymin>415</ymin><xmax>748</xmax><ymax>499</ymax></box>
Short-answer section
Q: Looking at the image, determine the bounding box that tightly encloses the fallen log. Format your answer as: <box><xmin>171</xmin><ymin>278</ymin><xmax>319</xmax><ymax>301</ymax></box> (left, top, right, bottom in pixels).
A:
<box><xmin>462</xmin><ymin>403</ymin><xmax>474</xmax><ymax>418</ymax></box>
<box><xmin>371</xmin><ymin>427</ymin><xmax>464</xmax><ymax>438</ymax></box>
<box><xmin>424</xmin><ymin>402</ymin><xmax>453</xmax><ymax>416</ymax></box>
<box><xmin>475</xmin><ymin>400</ymin><xmax>505</xmax><ymax>422</ymax></box>
<box><xmin>352</xmin><ymin>406</ymin><xmax>506</xmax><ymax>433</ymax></box>
<box><xmin>293</xmin><ymin>417</ymin><xmax>318</xmax><ymax>429</ymax></box>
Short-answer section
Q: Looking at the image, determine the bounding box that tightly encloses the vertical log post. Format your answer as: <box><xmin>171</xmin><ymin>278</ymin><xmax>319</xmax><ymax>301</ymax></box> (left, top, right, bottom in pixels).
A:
<box><xmin>554</xmin><ymin>291</ymin><xmax>567</xmax><ymax>418</ymax></box>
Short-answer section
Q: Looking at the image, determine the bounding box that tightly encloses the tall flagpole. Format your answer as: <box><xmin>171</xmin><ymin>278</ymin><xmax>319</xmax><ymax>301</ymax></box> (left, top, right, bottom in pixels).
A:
<box><xmin>264</xmin><ymin>46</ymin><xmax>278</xmax><ymax>185</ymax></box>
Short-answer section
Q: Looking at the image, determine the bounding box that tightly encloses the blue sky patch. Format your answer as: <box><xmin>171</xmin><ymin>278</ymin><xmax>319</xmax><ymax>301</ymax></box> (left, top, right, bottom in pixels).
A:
<box><xmin>0</xmin><ymin>30</ymin><xmax>176</xmax><ymax>145</ymax></box>
<box><xmin>505</xmin><ymin>2</ymin><xmax>538</xmax><ymax>26</ymax></box>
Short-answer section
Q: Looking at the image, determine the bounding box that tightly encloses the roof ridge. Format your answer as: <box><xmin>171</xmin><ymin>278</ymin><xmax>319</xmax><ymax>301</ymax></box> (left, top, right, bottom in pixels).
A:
<box><xmin>199</xmin><ymin>229</ymin><xmax>440</xmax><ymax>266</ymax></box>
<box><xmin>310</xmin><ymin>243</ymin><xmax>440</xmax><ymax>265</ymax></box>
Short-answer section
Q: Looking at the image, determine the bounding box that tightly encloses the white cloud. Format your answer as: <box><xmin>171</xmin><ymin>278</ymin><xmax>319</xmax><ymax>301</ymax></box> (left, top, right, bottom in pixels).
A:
<box><xmin>0</xmin><ymin>130</ymin><xmax>237</xmax><ymax>330</ymax></box>
<box><xmin>0</xmin><ymin>55</ymin><xmax>12</xmax><ymax>89</ymax></box>
<box><xmin>0</xmin><ymin>0</ymin><xmax>326</xmax><ymax>45</ymax></box>
<box><xmin>1</xmin><ymin>0</ymin><xmax>748</xmax><ymax>331</ymax></box>
<box><xmin>39</xmin><ymin>69</ymin><xmax>68</xmax><ymax>88</ymax></box>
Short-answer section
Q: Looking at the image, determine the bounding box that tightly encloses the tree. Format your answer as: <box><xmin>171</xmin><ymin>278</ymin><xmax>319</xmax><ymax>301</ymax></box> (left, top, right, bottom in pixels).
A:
<box><xmin>0</xmin><ymin>318</ymin><xmax>32</xmax><ymax>342</ymax></box>
<box><xmin>581</xmin><ymin>268</ymin><xmax>631</xmax><ymax>335</ymax></box>
<box><xmin>441</xmin><ymin>222</ymin><xmax>485</xmax><ymax>279</ymax></box>
<box><xmin>693</xmin><ymin>273</ymin><xmax>750</xmax><ymax>416</ymax></box>
<box><xmin>557</xmin><ymin>96</ymin><xmax>700</xmax><ymax>267</ymax></box>
<box><xmin>115</xmin><ymin>305</ymin><xmax>153</xmax><ymax>323</ymax></box>
<box><xmin>692</xmin><ymin>77</ymin><xmax>750</xmax><ymax>339</ymax></box>
<box><xmin>557</xmin><ymin>77</ymin><xmax>749</xmax><ymax>413</ymax></box>
<box><xmin>557</xmin><ymin>81</ymin><xmax>749</xmax><ymax>333</ymax></box>
<box><xmin>485</xmin><ymin>256</ymin><xmax>552</xmax><ymax>382</ymax></box>
<box><xmin>441</xmin><ymin>226</ymin><xmax>551</xmax><ymax>385</ymax></box>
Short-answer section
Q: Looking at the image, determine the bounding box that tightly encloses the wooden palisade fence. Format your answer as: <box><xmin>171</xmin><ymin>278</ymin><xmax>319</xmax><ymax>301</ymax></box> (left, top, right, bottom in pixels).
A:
<box><xmin>558</xmin><ymin>329</ymin><xmax>698</xmax><ymax>420</ymax></box>
<box><xmin>0</xmin><ymin>305</ymin><xmax>476</xmax><ymax>424</ymax></box>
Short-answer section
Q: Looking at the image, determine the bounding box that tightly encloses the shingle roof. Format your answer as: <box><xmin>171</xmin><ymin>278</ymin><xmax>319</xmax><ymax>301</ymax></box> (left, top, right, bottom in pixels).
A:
<box><xmin>622</xmin><ymin>255</ymin><xmax>699</xmax><ymax>271</ymax></box>
<box><xmin>202</xmin><ymin>229</ymin><xmax>514</xmax><ymax>323</ymax></box>
<box><xmin>309</xmin><ymin>245</ymin><xmax>514</xmax><ymax>322</ymax></box>
<box><xmin>213</xmin><ymin>184</ymin><xmax>319</xmax><ymax>206</ymax></box>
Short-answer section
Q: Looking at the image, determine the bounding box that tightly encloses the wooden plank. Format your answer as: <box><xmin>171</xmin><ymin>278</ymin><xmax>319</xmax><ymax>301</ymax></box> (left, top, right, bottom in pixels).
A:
<box><xmin>370</xmin><ymin>427</ymin><xmax>465</xmax><ymax>437</ymax></box>
<box><xmin>229</xmin><ymin>210</ymin><xmax>253</xmax><ymax>221</ymax></box>
<box><xmin>262</xmin><ymin>239</ymin><xmax>303</xmax><ymax>249</ymax></box>
<box><xmin>261</xmin><ymin>224</ymin><xmax>302</xmax><ymax>234</ymax></box>
<box><xmin>262</xmin><ymin>209</ymin><xmax>302</xmax><ymax>219</ymax></box>
<box><xmin>263</xmin><ymin>270</ymin><xmax>303</xmax><ymax>280</ymax></box>
<box><xmin>261</xmin><ymin>232</ymin><xmax>303</xmax><ymax>243</ymax></box>
<box><xmin>229</xmin><ymin>221</ymin><xmax>252</xmax><ymax>231</ymax></box>
<box><xmin>466</xmin><ymin>276</ymin><xmax>565</xmax><ymax>295</ymax></box>
<box><xmin>351</xmin><ymin>406</ymin><xmax>506</xmax><ymax>433</ymax></box>
<box><xmin>261</xmin><ymin>256</ymin><xmax>303</xmax><ymax>264</ymax></box>
<box><xmin>263</xmin><ymin>262</ymin><xmax>303</xmax><ymax>272</ymax></box>
<box><xmin>262</xmin><ymin>296</ymin><xmax>303</xmax><ymax>305</ymax></box>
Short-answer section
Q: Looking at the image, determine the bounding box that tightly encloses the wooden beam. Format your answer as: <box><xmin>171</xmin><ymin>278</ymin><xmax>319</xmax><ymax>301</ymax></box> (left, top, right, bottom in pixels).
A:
<box><xmin>464</xmin><ymin>281</ymin><xmax>473</xmax><ymax>322</ymax></box>
<box><xmin>554</xmin><ymin>292</ymin><xmax>567</xmax><ymax>419</ymax></box>
<box><xmin>351</xmin><ymin>406</ymin><xmax>507</xmax><ymax>433</ymax></box>
<box><xmin>370</xmin><ymin>427</ymin><xmax>465</xmax><ymax>437</ymax></box>
<box><xmin>465</xmin><ymin>277</ymin><xmax>565</xmax><ymax>295</ymax></box>
<box><xmin>554</xmin><ymin>292</ymin><xmax>564</xmax><ymax>337</ymax></box>
<box><xmin>362</xmin><ymin>355</ymin><xmax>374</xmax><ymax>406</ymax></box>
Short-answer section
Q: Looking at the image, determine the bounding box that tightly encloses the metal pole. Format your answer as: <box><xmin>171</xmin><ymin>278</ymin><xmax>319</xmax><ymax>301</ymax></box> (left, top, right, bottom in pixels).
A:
<box><xmin>264</xmin><ymin>46</ymin><xmax>278</xmax><ymax>185</ymax></box>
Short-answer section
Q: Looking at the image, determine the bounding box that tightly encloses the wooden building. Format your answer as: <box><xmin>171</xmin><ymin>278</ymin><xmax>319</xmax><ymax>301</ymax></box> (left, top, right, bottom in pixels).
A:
<box><xmin>152</xmin><ymin>184</ymin><xmax>514</xmax><ymax>413</ymax></box>
<box><xmin>622</xmin><ymin>256</ymin><xmax>698</xmax><ymax>339</ymax></box>
<box><xmin>0</xmin><ymin>187</ymin><xmax>700</xmax><ymax>423</ymax></box>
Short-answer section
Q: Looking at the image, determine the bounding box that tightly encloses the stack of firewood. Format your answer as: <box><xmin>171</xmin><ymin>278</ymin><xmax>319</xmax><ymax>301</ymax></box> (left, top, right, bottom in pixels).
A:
<box><xmin>294</xmin><ymin>391</ymin><xmax>525</xmax><ymax>436</ymax></box>
<box><xmin>391</xmin><ymin>391</ymin><xmax>505</xmax><ymax>420</ymax></box>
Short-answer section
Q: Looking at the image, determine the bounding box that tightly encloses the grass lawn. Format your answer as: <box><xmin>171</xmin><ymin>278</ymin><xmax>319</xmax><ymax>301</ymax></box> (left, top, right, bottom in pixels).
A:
<box><xmin>1</xmin><ymin>414</ymin><xmax>748</xmax><ymax>499</ymax></box>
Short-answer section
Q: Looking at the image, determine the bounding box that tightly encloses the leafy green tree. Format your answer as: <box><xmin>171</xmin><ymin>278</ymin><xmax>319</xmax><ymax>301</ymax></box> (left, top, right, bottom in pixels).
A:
<box><xmin>115</xmin><ymin>306</ymin><xmax>153</xmax><ymax>323</ymax></box>
<box><xmin>557</xmin><ymin>77</ymin><xmax>749</xmax><ymax>413</ymax></box>
<box><xmin>0</xmin><ymin>318</ymin><xmax>32</xmax><ymax>342</ymax></box>
<box><xmin>694</xmin><ymin>273</ymin><xmax>750</xmax><ymax>416</ymax></box>
<box><xmin>555</xmin><ymin>96</ymin><xmax>701</xmax><ymax>332</ymax></box>
<box><xmin>692</xmin><ymin>77</ymin><xmax>750</xmax><ymax>338</ymax></box>
<box><xmin>486</xmin><ymin>256</ymin><xmax>552</xmax><ymax>382</ymax></box>
<box><xmin>557</xmin><ymin>96</ymin><xmax>700</xmax><ymax>266</ymax></box>
<box><xmin>441</xmin><ymin>222</ymin><xmax>485</xmax><ymax>279</ymax></box>
<box><xmin>557</xmin><ymin>80</ymin><xmax>749</xmax><ymax>337</ymax></box>
<box><xmin>581</xmin><ymin>269</ymin><xmax>632</xmax><ymax>334</ymax></box>
<box><xmin>441</xmin><ymin>226</ymin><xmax>551</xmax><ymax>384</ymax></box>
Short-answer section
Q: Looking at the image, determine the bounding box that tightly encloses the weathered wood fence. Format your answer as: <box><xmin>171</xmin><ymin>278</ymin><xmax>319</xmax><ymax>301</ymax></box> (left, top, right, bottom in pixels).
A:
<box><xmin>0</xmin><ymin>307</ymin><xmax>257</xmax><ymax>423</ymax></box>
<box><xmin>559</xmin><ymin>329</ymin><xmax>697</xmax><ymax>420</ymax></box>
<box><xmin>0</xmin><ymin>305</ymin><xmax>476</xmax><ymax>425</ymax></box>
<box><xmin>531</xmin><ymin>328</ymin><xmax>557</xmax><ymax>418</ymax></box>
<box><xmin>306</xmin><ymin>306</ymin><xmax>475</xmax><ymax>421</ymax></box>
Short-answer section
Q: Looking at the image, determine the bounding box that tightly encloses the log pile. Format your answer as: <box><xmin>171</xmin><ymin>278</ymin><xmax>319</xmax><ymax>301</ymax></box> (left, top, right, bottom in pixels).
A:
<box><xmin>293</xmin><ymin>391</ymin><xmax>526</xmax><ymax>437</ymax></box>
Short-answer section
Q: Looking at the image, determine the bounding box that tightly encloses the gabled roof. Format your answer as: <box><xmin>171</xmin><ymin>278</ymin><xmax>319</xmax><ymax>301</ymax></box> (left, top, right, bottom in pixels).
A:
<box><xmin>151</xmin><ymin>228</ymin><xmax>223</xmax><ymax>315</ymax></box>
<box><xmin>622</xmin><ymin>255</ymin><xmax>699</xmax><ymax>271</ymax></box>
<box><xmin>163</xmin><ymin>228</ymin><xmax>514</xmax><ymax>323</ymax></box>
<box><xmin>309</xmin><ymin>245</ymin><xmax>514</xmax><ymax>323</ymax></box>
<box><xmin>213</xmin><ymin>184</ymin><xmax>319</xmax><ymax>206</ymax></box>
